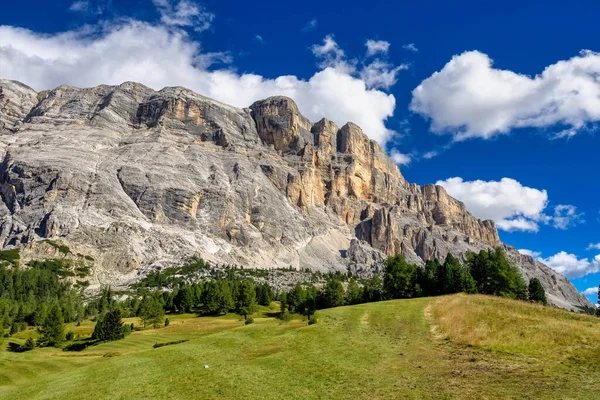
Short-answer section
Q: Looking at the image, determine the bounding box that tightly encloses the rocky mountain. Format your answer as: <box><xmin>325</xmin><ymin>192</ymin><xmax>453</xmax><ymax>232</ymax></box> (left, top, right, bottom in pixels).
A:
<box><xmin>0</xmin><ymin>79</ymin><xmax>590</xmax><ymax>310</ymax></box>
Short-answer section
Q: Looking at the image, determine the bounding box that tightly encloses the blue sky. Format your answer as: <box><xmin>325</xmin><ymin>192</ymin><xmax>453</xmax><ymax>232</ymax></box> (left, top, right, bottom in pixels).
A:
<box><xmin>1</xmin><ymin>0</ymin><xmax>599</xmax><ymax>303</ymax></box>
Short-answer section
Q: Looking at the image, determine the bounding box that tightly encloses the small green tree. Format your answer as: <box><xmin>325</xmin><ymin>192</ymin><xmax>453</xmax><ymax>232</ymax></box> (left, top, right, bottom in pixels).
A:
<box><xmin>303</xmin><ymin>286</ymin><xmax>318</xmax><ymax>322</ymax></box>
<box><xmin>323</xmin><ymin>279</ymin><xmax>345</xmax><ymax>308</ymax></box>
<box><xmin>38</xmin><ymin>302</ymin><xmax>64</xmax><ymax>347</ymax></box>
<box><xmin>383</xmin><ymin>255</ymin><xmax>419</xmax><ymax>299</ymax></box>
<box><xmin>23</xmin><ymin>336</ymin><xmax>35</xmax><ymax>351</ymax></box>
<box><xmin>528</xmin><ymin>278</ymin><xmax>547</xmax><ymax>305</ymax></box>
<box><xmin>345</xmin><ymin>280</ymin><xmax>363</xmax><ymax>305</ymax></box>
<box><xmin>236</xmin><ymin>280</ymin><xmax>257</xmax><ymax>320</ymax></box>
<box><xmin>164</xmin><ymin>318</ymin><xmax>170</xmax><ymax>327</ymax></box>
<box><xmin>93</xmin><ymin>308</ymin><xmax>125</xmax><ymax>341</ymax></box>
<box><xmin>139</xmin><ymin>296</ymin><xmax>165</xmax><ymax>328</ymax></box>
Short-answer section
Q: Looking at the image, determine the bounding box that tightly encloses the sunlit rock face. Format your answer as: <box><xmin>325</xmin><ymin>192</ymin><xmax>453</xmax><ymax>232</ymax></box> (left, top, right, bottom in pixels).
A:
<box><xmin>0</xmin><ymin>79</ymin><xmax>590</xmax><ymax>310</ymax></box>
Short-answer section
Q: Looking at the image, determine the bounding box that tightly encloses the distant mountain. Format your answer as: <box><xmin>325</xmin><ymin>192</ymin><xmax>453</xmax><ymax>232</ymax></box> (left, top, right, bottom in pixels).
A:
<box><xmin>0</xmin><ymin>79</ymin><xmax>590</xmax><ymax>310</ymax></box>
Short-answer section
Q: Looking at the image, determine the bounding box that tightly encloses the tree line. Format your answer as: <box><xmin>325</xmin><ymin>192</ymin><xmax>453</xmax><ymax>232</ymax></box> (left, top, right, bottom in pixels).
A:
<box><xmin>1</xmin><ymin>247</ymin><xmax>560</xmax><ymax>350</ymax></box>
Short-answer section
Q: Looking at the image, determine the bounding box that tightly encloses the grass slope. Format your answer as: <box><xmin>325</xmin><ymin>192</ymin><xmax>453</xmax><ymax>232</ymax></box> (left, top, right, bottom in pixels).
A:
<box><xmin>1</xmin><ymin>295</ymin><xmax>598</xmax><ymax>399</ymax></box>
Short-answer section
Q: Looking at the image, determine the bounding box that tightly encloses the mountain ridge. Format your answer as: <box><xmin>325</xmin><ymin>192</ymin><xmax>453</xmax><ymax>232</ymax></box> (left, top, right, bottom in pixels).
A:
<box><xmin>0</xmin><ymin>78</ymin><xmax>590</xmax><ymax>310</ymax></box>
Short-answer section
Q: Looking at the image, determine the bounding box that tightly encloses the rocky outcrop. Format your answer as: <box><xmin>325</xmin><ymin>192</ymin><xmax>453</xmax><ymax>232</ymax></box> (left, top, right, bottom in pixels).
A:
<box><xmin>0</xmin><ymin>78</ymin><xmax>590</xmax><ymax>310</ymax></box>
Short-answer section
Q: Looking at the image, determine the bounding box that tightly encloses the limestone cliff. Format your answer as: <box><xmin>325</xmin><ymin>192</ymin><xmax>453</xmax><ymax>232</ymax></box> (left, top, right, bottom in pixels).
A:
<box><xmin>0</xmin><ymin>79</ymin><xmax>590</xmax><ymax>310</ymax></box>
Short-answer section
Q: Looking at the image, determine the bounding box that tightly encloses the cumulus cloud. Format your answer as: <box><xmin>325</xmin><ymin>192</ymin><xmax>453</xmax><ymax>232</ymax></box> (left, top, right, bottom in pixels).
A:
<box><xmin>365</xmin><ymin>40</ymin><xmax>390</xmax><ymax>57</ymax></box>
<box><xmin>359</xmin><ymin>60</ymin><xmax>407</xmax><ymax>90</ymax></box>
<box><xmin>436</xmin><ymin>177</ymin><xmax>583</xmax><ymax>232</ymax></box>
<box><xmin>402</xmin><ymin>43</ymin><xmax>418</xmax><ymax>52</ymax></box>
<box><xmin>539</xmin><ymin>252</ymin><xmax>600</xmax><ymax>279</ymax></box>
<box><xmin>0</xmin><ymin>22</ymin><xmax>400</xmax><ymax>144</ymax></box>
<box><xmin>389</xmin><ymin>149</ymin><xmax>411</xmax><ymax>166</ymax></box>
<box><xmin>411</xmin><ymin>50</ymin><xmax>600</xmax><ymax>140</ymax></box>
<box><xmin>518</xmin><ymin>249</ymin><xmax>542</xmax><ymax>258</ymax></box>
<box><xmin>152</xmin><ymin>0</ymin><xmax>214</xmax><ymax>31</ymax></box>
<box><xmin>302</xmin><ymin>18</ymin><xmax>317</xmax><ymax>32</ymax></box>
<box><xmin>520</xmin><ymin>249</ymin><xmax>600</xmax><ymax>278</ymax></box>
<box><xmin>587</xmin><ymin>243</ymin><xmax>600</xmax><ymax>250</ymax></box>
<box><xmin>436</xmin><ymin>177</ymin><xmax>549</xmax><ymax>231</ymax></box>
<box><xmin>583</xmin><ymin>287</ymin><xmax>599</xmax><ymax>295</ymax></box>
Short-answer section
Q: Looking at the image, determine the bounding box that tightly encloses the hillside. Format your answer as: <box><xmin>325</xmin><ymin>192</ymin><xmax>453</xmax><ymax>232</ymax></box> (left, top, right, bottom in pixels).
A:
<box><xmin>0</xmin><ymin>79</ymin><xmax>590</xmax><ymax>310</ymax></box>
<box><xmin>1</xmin><ymin>294</ymin><xmax>598</xmax><ymax>399</ymax></box>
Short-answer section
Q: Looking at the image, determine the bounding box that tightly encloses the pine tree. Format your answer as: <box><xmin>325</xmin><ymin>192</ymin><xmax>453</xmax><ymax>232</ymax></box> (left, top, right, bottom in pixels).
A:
<box><xmin>93</xmin><ymin>308</ymin><xmax>125</xmax><ymax>341</ymax></box>
<box><xmin>383</xmin><ymin>254</ymin><xmax>419</xmax><ymax>299</ymax></box>
<box><xmin>528</xmin><ymin>278</ymin><xmax>547</xmax><ymax>305</ymax></box>
<box><xmin>139</xmin><ymin>296</ymin><xmax>165</xmax><ymax>328</ymax></box>
<box><xmin>345</xmin><ymin>280</ymin><xmax>362</xmax><ymax>305</ymax></box>
<box><xmin>236</xmin><ymin>280</ymin><xmax>257</xmax><ymax>320</ymax></box>
<box><xmin>323</xmin><ymin>279</ymin><xmax>345</xmax><ymax>308</ymax></box>
<box><xmin>39</xmin><ymin>302</ymin><xmax>64</xmax><ymax>347</ymax></box>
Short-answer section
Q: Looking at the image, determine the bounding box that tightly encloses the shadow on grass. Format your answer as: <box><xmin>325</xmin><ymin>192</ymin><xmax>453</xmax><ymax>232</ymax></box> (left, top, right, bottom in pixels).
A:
<box><xmin>63</xmin><ymin>338</ymin><xmax>102</xmax><ymax>352</ymax></box>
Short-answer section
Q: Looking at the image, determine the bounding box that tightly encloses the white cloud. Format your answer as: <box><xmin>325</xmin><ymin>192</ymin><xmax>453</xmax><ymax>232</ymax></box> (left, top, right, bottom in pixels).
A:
<box><xmin>518</xmin><ymin>249</ymin><xmax>542</xmax><ymax>258</ymax></box>
<box><xmin>390</xmin><ymin>150</ymin><xmax>411</xmax><ymax>166</ymax></box>
<box><xmin>539</xmin><ymin>252</ymin><xmax>600</xmax><ymax>279</ymax></box>
<box><xmin>0</xmin><ymin>23</ymin><xmax>399</xmax><ymax>145</ymax></box>
<box><xmin>359</xmin><ymin>60</ymin><xmax>407</xmax><ymax>90</ymax></box>
<box><xmin>436</xmin><ymin>177</ymin><xmax>584</xmax><ymax>232</ymax></box>
<box><xmin>310</xmin><ymin>34</ymin><xmax>349</xmax><ymax>70</ymax></box>
<box><xmin>520</xmin><ymin>249</ymin><xmax>600</xmax><ymax>278</ymax></box>
<box><xmin>254</xmin><ymin>34</ymin><xmax>265</xmax><ymax>44</ymax></box>
<box><xmin>411</xmin><ymin>50</ymin><xmax>600</xmax><ymax>140</ymax></box>
<box><xmin>422</xmin><ymin>150</ymin><xmax>438</xmax><ymax>159</ymax></box>
<box><xmin>365</xmin><ymin>40</ymin><xmax>390</xmax><ymax>57</ymax></box>
<box><xmin>551</xmin><ymin>204</ymin><xmax>584</xmax><ymax>229</ymax></box>
<box><xmin>152</xmin><ymin>0</ymin><xmax>214</xmax><ymax>31</ymax></box>
<box><xmin>436</xmin><ymin>177</ymin><xmax>549</xmax><ymax>231</ymax></box>
<box><xmin>69</xmin><ymin>1</ymin><xmax>88</xmax><ymax>12</ymax></box>
<box><xmin>302</xmin><ymin>18</ymin><xmax>317</xmax><ymax>32</ymax></box>
<box><xmin>587</xmin><ymin>243</ymin><xmax>600</xmax><ymax>250</ymax></box>
<box><xmin>582</xmin><ymin>287</ymin><xmax>599</xmax><ymax>295</ymax></box>
<box><xmin>402</xmin><ymin>43</ymin><xmax>418</xmax><ymax>52</ymax></box>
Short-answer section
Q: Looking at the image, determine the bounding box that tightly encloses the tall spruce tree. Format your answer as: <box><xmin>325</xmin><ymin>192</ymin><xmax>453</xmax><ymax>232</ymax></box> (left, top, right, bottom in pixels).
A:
<box><xmin>236</xmin><ymin>280</ymin><xmax>257</xmax><ymax>320</ymax></box>
<box><xmin>39</xmin><ymin>302</ymin><xmax>64</xmax><ymax>347</ymax></box>
<box><xmin>323</xmin><ymin>279</ymin><xmax>345</xmax><ymax>308</ymax></box>
<box><xmin>93</xmin><ymin>308</ymin><xmax>125</xmax><ymax>341</ymax></box>
<box><xmin>383</xmin><ymin>254</ymin><xmax>419</xmax><ymax>299</ymax></box>
<box><xmin>528</xmin><ymin>278</ymin><xmax>547</xmax><ymax>305</ymax></box>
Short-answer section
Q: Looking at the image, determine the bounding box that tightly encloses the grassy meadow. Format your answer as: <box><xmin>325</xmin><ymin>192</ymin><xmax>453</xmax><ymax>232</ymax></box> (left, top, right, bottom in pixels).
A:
<box><xmin>1</xmin><ymin>294</ymin><xmax>598</xmax><ymax>399</ymax></box>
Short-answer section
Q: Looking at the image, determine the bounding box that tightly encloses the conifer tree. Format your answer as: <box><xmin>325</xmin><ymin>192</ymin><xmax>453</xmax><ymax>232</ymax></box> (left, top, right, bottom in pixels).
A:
<box><xmin>39</xmin><ymin>302</ymin><xmax>64</xmax><ymax>347</ymax></box>
<box><xmin>236</xmin><ymin>280</ymin><xmax>257</xmax><ymax>320</ymax></box>
<box><xmin>528</xmin><ymin>278</ymin><xmax>547</xmax><ymax>305</ymax></box>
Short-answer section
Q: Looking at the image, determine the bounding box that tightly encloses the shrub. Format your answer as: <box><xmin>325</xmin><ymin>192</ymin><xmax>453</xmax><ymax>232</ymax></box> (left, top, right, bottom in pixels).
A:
<box><xmin>245</xmin><ymin>317</ymin><xmax>254</xmax><ymax>325</ymax></box>
<box><xmin>308</xmin><ymin>315</ymin><xmax>318</xmax><ymax>325</ymax></box>
<box><xmin>23</xmin><ymin>336</ymin><xmax>35</xmax><ymax>350</ymax></box>
<box><xmin>65</xmin><ymin>331</ymin><xmax>75</xmax><ymax>341</ymax></box>
<box><xmin>280</xmin><ymin>310</ymin><xmax>292</xmax><ymax>322</ymax></box>
<box><xmin>164</xmin><ymin>318</ymin><xmax>170</xmax><ymax>327</ymax></box>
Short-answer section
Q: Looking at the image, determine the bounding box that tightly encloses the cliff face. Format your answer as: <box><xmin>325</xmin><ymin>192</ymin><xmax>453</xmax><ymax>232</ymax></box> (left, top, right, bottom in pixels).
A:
<box><xmin>0</xmin><ymin>79</ymin><xmax>590</xmax><ymax>310</ymax></box>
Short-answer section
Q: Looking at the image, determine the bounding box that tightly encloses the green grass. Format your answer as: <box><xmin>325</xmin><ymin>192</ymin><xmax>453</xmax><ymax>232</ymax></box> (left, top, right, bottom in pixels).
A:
<box><xmin>1</xmin><ymin>295</ymin><xmax>598</xmax><ymax>399</ymax></box>
<box><xmin>0</xmin><ymin>248</ymin><xmax>20</xmax><ymax>265</ymax></box>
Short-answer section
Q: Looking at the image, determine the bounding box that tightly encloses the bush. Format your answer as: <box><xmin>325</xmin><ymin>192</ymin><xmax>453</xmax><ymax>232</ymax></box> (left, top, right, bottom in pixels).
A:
<box><xmin>308</xmin><ymin>315</ymin><xmax>318</xmax><ymax>325</ymax></box>
<box><xmin>245</xmin><ymin>317</ymin><xmax>254</xmax><ymax>325</ymax></box>
<box><xmin>122</xmin><ymin>324</ymin><xmax>131</xmax><ymax>336</ymax></box>
<box><xmin>279</xmin><ymin>309</ymin><xmax>292</xmax><ymax>322</ymax></box>
<box><xmin>65</xmin><ymin>331</ymin><xmax>75</xmax><ymax>341</ymax></box>
<box><xmin>164</xmin><ymin>318</ymin><xmax>170</xmax><ymax>327</ymax></box>
<box><xmin>23</xmin><ymin>336</ymin><xmax>35</xmax><ymax>350</ymax></box>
